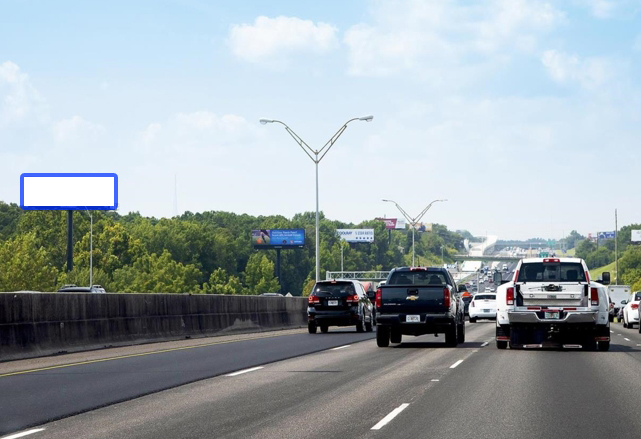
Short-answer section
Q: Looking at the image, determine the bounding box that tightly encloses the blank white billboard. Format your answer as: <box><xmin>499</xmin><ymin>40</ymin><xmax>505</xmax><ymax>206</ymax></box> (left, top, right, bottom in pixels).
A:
<box><xmin>632</xmin><ymin>230</ymin><xmax>641</xmax><ymax>242</ymax></box>
<box><xmin>20</xmin><ymin>173</ymin><xmax>118</xmax><ymax>210</ymax></box>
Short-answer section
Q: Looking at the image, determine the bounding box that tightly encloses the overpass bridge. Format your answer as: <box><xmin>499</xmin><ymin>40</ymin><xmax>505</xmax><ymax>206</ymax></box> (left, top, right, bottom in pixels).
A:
<box><xmin>453</xmin><ymin>255</ymin><xmax>521</xmax><ymax>262</ymax></box>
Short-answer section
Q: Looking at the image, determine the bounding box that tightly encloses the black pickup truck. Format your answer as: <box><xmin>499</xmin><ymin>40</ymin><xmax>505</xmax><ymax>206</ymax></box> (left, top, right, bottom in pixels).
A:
<box><xmin>375</xmin><ymin>267</ymin><xmax>465</xmax><ymax>347</ymax></box>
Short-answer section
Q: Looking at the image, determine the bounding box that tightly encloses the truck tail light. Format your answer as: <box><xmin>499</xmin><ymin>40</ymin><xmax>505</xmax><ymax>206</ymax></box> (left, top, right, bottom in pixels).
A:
<box><xmin>470</xmin><ymin>300</ymin><xmax>475</xmax><ymax>308</ymax></box>
<box><xmin>375</xmin><ymin>288</ymin><xmax>382</xmax><ymax>309</ymax></box>
<box><xmin>506</xmin><ymin>287</ymin><xmax>515</xmax><ymax>306</ymax></box>
<box><xmin>543</xmin><ymin>258</ymin><xmax>560</xmax><ymax>263</ymax></box>
<box><xmin>590</xmin><ymin>288</ymin><xmax>599</xmax><ymax>306</ymax></box>
<box><xmin>632</xmin><ymin>304</ymin><xmax>639</xmax><ymax>310</ymax></box>
<box><xmin>443</xmin><ymin>287</ymin><xmax>450</xmax><ymax>308</ymax></box>
<box><xmin>308</xmin><ymin>295</ymin><xmax>320</xmax><ymax>305</ymax></box>
<box><xmin>347</xmin><ymin>294</ymin><xmax>359</xmax><ymax>304</ymax></box>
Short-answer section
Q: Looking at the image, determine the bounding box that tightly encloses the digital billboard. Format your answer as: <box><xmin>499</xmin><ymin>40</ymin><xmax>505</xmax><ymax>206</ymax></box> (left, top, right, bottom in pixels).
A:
<box><xmin>375</xmin><ymin>218</ymin><xmax>407</xmax><ymax>230</ymax></box>
<box><xmin>252</xmin><ymin>229</ymin><xmax>305</xmax><ymax>248</ymax></box>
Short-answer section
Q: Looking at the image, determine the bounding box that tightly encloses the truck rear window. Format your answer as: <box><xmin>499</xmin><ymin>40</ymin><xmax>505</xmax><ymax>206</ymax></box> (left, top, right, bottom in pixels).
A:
<box><xmin>517</xmin><ymin>262</ymin><xmax>586</xmax><ymax>283</ymax></box>
<box><xmin>388</xmin><ymin>271</ymin><xmax>448</xmax><ymax>286</ymax></box>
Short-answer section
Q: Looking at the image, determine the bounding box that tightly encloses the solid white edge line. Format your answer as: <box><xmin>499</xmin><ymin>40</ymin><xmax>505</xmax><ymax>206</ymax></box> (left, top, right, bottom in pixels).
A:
<box><xmin>0</xmin><ymin>428</ymin><xmax>46</xmax><ymax>439</ymax></box>
<box><xmin>371</xmin><ymin>403</ymin><xmax>410</xmax><ymax>430</ymax></box>
<box><xmin>225</xmin><ymin>366</ymin><xmax>264</xmax><ymax>377</ymax></box>
<box><xmin>624</xmin><ymin>338</ymin><xmax>631</xmax><ymax>341</ymax></box>
<box><xmin>481</xmin><ymin>341</ymin><xmax>489</xmax><ymax>347</ymax></box>
<box><xmin>431</xmin><ymin>379</ymin><xmax>440</xmax><ymax>382</ymax></box>
<box><xmin>330</xmin><ymin>345</ymin><xmax>351</xmax><ymax>351</ymax></box>
<box><xmin>450</xmin><ymin>360</ymin><xmax>464</xmax><ymax>369</ymax></box>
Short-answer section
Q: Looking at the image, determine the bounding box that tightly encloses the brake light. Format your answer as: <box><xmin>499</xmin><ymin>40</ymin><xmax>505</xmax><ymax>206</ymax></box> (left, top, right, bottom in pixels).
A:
<box><xmin>410</xmin><ymin>267</ymin><xmax>427</xmax><ymax>271</ymax></box>
<box><xmin>308</xmin><ymin>295</ymin><xmax>320</xmax><ymax>305</ymax></box>
<box><xmin>590</xmin><ymin>287</ymin><xmax>599</xmax><ymax>306</ymax></box>
<box><xmin>506</xmin><ymin>287</ymin><xmax>515</xmax><ymax>306</ymax></box>
<box><xmin>443</xmin><ymin>287</ymin><xmax>450</xmax><ymax>308</ymax></box>
<box><xmin>632</xmin><ymin>304</ymin><xmax>639</xmax><ymax>310</ymax></box>
<box><xmin>543</xmin><ymin>258</ymin><xmax>560</xmax><ymax>263</ymax></box>
<box><xmin>470</xmin><ymin>300</ymin><xmax>475</xmax><ymax>308</ymax></box>
<box><xmin>347</xmin><ymin>294</ymin><xmax>359</xmax><ymax>304</ymax></box>
<box><xmin>375</xmin><ymin>288</ymin><xmax>382</xmax><ymax>308</ymax></box>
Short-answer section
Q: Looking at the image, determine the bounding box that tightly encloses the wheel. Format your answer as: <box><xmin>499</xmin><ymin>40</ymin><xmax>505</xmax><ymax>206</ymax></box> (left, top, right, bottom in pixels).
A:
<box><xmin>496</xmin><ymin>340</ymin><xmax>508</xmax><ymax>349</ymax></box>
<box><xmin>445</xmin><ymin>325</ymin><xmax>458</xmax><ymax>347</ymax></box>
<box><xmin>623</xmin><ymin>320</ymin><xmax>628</xmax><ymax>329</ymax></box>
<box><xmin>390</xmin><ymin>328</ymin><xmax>402</xmax><ymax>344</ymax></box>
<box><xmin>583</xmin><ymin>340</ymin><xmax>597</xmax><ymax>351</ymax></box>
<box><xmin>365</xmin><ymin>320</ymin><xmax>373</xmax><ymax>332</ymax></box>
<box><xmin>308</xmin><ymin>321</ymin><xmax>317</xmax><ymax>334</ymax></box>
<box><xmin>598</xmin><ymin>341</ymin><xmax>610</xmax><ymax>351</ymax></box>
<box><xmin>377</xmin><ymin>325</ymin><xmax>390</xmax><ymax>347</ymax></box>
<box><xmin>638</xmin><ymin>323</ymin><xmax>641</xmax><ymax>334</ymax></box>
<box><xmin>356</xmin><ymin>314</ymin><xmax>365</xmax><ymax>333</ymax></box>
<box><xmin>320</xmin><ymin>325</ymin><xmax>328</xmax><ymax>333</ymax></box>
<box><xmin>469</xmin><ymin>317</ymin><xmax>477</xmax><ymax>323</ymax></box>
<box><xmin>609</xmin><ymin>315</ymin><xmax>614</xmax><ymax>323</ymax></box>
<box><xmin>457</xmin><ymin>321</ymin><xmax>465</xmax><ymax>344</ymax></box>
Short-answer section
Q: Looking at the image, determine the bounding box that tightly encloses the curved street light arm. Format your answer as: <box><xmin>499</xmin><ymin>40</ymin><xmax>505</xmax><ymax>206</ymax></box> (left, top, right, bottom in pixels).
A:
<box><xmin>317</xmin><ymin>118</ymin><xmax>360</xmax><ymax>163</ymax></box>
<box><xmin>415</xmin><ymin>199</ymin><xmax>447</xmax><ymax>224</ymax></box>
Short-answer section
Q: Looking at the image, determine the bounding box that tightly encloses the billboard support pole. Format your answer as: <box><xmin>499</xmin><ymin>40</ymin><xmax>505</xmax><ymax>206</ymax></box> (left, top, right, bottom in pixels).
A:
<box><xmin>67</xmin><ymin>210</ymin><xmax>73</xmax><ymax>272</ymax></box>
<box><xmin>276</xmin><ymin>248</ymin><xmax>282</xmax><ymax>294</ymax></box>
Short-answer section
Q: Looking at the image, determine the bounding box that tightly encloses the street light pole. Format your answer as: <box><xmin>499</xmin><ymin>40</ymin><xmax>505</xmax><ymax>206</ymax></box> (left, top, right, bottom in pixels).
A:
<box><xmin>260</xmin><ymin>115</ymin><xmax>373</xmax><ymax>282</ymax></box>
<box><xmin>382</xmin><ymin>198</ymin><xmax>447</xmax><ymax>267</ymax></box>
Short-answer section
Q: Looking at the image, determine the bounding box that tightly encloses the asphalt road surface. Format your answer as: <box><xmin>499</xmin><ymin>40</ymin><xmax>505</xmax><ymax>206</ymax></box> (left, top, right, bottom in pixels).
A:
<box><xmin>3</xmin><ymin>321</ymin><xmax>641</xmax><ymax>439</ymax></box>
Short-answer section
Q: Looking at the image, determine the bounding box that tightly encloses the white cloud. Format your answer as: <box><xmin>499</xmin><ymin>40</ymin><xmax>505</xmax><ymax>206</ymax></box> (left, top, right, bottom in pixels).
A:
<box><xmin>137</xmin><ymin>111</ymin><xmax>257</xmax><ymax>154</ymax></box>
<box><xmin>574</xmin><ymin>0</ymin><xmax>641</xmax><ymax>18</ymax></box>
<box><xmin>541</xmin><ymin>49</ymin><xmax>613</xmax><ymax>89</ymax></box>
<box><xmin>53</xmin><ymin>116</ymin><xmax>105</xmax><ymax>144</ymax></box>
<box><xmin>0</xmin><ymin>60</ymin><xmax>48</xmax><ymax>126</ymax></box>
<box><xmin>344</xmin><ymin>0</ymin><xmax>564</xmax><ymax>79</ymax></box>
<box><xmin>228</xmin><ymin>16</ymin><xmax>338</xmax><ymax>65</ymax></box>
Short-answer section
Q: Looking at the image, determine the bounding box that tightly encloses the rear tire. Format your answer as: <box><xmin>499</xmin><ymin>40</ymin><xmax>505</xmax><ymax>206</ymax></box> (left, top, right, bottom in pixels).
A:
<box><xmin>376</xmin><ymin>326</ymin><xmax>390</xmax><ymax>347</ymax></box>
<box><xmin>469</xmin><ymin>317</ymin><xmax>477</xmax><ymax>323</ymax></box>
<box><xmin>496</xmin><ymin>340</ymin><xmax>508</xmax><ymax>349</ymax></box>
<box><xmin>609</xmin><ymin>315</ymin><xmax>614</xmax><ymax>323</ymax></box>
<box><xmin>598</xmin><ymin>341</ymin><xmax>610</xmax><ymax>351</ymax></box>
<box><xmin>445</xmin><ymin>326</ymin><xmax>458</xmax><ymax>347</ymax></box>
<box><xmin>320</xmin><ymin>325</ymin><xmax>328</xmax><ymax>333</ymax></box>
<box><xmin>356</xmin><ymin>315</ymin><xmax>365</xmax><ymax>333</ymax></box>
<box><xmin>365</xmin><ymin>315</ymin><xmax>373</xmax><ymax>332</ymax></box>
<box><xmin>390</xmin><ymin>328</ymin><xmax>402</xmax><ymax>344</ymax></box>
<box><xmin>308</xmin><ymin>322</ymin><xmax>317</xmax><ymax>334</ymax></box>
<box><xmin>457</xmin><ymin>321</ymin><xmax>465</xmax><ymax>344</ymax></box>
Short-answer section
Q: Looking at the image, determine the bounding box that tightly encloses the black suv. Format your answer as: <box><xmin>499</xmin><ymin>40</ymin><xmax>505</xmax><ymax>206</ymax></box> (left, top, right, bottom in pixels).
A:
<box><xmin>307</xmin><ymin>280</ymin><xmax>374</xmax><ymax>334</ymax></box>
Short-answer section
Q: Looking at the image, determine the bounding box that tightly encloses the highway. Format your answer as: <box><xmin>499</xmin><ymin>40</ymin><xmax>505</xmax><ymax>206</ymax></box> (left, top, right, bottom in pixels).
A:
<box><xmin>3</xmin><ymin>321</ymin><xmax>641</xmax><ymax>439</ymax></box>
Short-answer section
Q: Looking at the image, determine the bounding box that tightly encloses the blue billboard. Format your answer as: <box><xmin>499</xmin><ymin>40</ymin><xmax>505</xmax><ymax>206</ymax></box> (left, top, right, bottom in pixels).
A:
<box><xmin>252</xmin><ymin>229</ymin><xmax>305</xmax><ymax>248</ymax></box>
<box><xmin>598</xmin><ymin>231</ymin><xmax>616</xmax><ymax>240</ymax></box>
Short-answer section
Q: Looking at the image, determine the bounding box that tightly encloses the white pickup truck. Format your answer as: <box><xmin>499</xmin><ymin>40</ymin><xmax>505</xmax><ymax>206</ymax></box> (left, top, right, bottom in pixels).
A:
<box><xmin>495</xmin><ymin>257</ymin><xmax>611</xmax><ymax>351</ymax></box>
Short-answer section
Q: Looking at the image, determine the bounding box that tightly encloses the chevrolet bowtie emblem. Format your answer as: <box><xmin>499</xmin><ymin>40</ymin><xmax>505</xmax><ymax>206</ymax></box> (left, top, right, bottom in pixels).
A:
<box><xmin>406</xmin><ymin>296</ymin><xmax>419</xmax><ymax>301</ymax></box>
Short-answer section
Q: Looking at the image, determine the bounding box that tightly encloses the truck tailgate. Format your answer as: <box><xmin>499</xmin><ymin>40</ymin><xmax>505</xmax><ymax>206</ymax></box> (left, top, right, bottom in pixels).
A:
<box><xmin>380</xmin><ymin>286</ymin><xmax>448</xmax><ymax>314</ymax></box>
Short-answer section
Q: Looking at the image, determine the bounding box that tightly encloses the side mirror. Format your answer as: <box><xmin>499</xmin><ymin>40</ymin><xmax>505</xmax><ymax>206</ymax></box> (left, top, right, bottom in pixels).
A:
<box><xmin>493</xmin><ymin>271</ymin><xmax>503</xmax><ymax>285</ymax></box>
<box><xmin>621</xmin><ymin>300</ymin><xmax>628</xmax><ymax>305</ymax></box>
<box><xmin>600</xmin><ymin>272</ymin><xmax>611</xmax><ymax>285</ymax></box>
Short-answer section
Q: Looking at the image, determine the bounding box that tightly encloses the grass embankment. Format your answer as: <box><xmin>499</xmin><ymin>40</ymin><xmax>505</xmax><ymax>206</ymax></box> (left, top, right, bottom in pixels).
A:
<box><xmin>590</xmin><ymin>261</ymin><xmax>617</xmax><ymax>280</ymax></box>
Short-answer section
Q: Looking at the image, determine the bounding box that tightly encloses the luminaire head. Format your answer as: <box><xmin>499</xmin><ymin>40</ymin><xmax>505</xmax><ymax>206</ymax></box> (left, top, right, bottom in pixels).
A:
<box><xmin>359</xmin><ymin>115</ymin><xmax>374</xmax><ymax>122</ymax></box>
<box><xmin>259</xmin><ymin>118</ymin><xmax>275</xmax><ymax>125</ymax></box>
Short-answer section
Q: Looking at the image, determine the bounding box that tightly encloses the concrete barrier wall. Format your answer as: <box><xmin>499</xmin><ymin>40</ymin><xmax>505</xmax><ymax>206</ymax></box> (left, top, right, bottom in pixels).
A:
<box><xmin>0</xmin><ymin>293</ymin><xmax>308</xmax><ymax>361</ymax></box>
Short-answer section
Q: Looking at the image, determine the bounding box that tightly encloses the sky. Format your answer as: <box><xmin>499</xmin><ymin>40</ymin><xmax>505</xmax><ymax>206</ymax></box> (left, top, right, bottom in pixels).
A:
<box><xmin>1</xmin><ymin>0</ymin><xmax>640</xmax><ymax>240</ymax></box>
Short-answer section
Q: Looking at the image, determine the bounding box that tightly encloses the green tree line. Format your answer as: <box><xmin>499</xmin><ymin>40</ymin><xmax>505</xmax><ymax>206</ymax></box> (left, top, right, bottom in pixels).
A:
<box><xmin>0</xmin><ymin>202</ymin><xmax>465</xmax><ymax>295</ymax></box>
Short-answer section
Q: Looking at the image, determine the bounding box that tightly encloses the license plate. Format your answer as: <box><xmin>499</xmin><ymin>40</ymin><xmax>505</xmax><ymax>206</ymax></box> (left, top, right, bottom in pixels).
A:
<box><xmin>327</xmin><ymin>300</ymin><xmax>338</xmax><ymax>306</ymax></box>
<box><xmin>406</xmin><ymin>315</ymin><xmax>420</xmax><ymax>323</ymax></box>
<box><xmin>483</xmin><ymin>309</ymin><xmax>491</xmax><ymax>313</ymax></box>
<box><xmin>544</xmin><ymin>311</ymin><xmax>560</xmax><ymax>319</ymax></box>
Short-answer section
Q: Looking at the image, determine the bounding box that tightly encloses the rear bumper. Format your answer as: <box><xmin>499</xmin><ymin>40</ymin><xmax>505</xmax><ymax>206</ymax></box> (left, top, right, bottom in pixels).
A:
<box><xmin>469</xmin><ymin>309</ymin><xmax>497</xmax><ymax>319</ymax></box>
<box><xmin>308</xmin><ymin>308</ymin><xmax>359</xmax><ymax>326</ymax></box>
<box><xmin>376</xmin><ymin>313</ymin><xmax>456</xmax><ymax>335</ymax></box>
<box><xmin>508</xmin><ymin>311</ymin><xmax>598</xmax><ymax>324</ymax></box>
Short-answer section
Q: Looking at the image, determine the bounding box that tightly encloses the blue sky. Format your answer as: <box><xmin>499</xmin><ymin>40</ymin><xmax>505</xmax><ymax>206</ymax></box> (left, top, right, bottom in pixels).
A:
<box><xmin>1</xmin><ymin>0</ymin><xmax>640</xmax><ymax>240</ymax></box>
